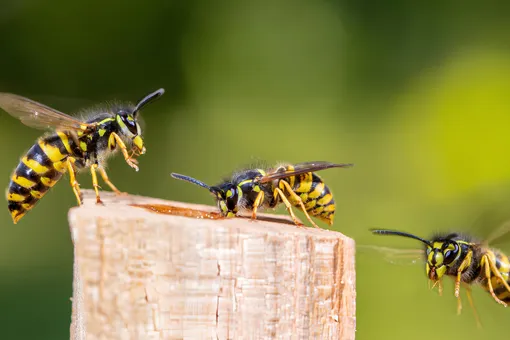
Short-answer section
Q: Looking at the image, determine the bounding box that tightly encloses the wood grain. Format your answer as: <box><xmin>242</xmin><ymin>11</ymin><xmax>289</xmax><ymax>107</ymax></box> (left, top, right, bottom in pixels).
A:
<box><xmin>69</xmin><ymin>189</ymin><xmax>356</xmax><ymax>340</ymax></box>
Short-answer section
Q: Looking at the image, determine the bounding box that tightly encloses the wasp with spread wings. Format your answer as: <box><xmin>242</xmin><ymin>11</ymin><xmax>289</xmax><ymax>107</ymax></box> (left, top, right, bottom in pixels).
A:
<box><xmin>370</xmin><ymin>225</ymin><xmax>510</xmax><ymax>327</ymax></box>
<box><xmin>0</xmin><ymin>89</ymin><xmax>164</xmax><ymax>223</ymax></box>
<box><xmin>171</xmin><ymin>161</ymin><xmax>353</xmax><ymax>228</ymax></box>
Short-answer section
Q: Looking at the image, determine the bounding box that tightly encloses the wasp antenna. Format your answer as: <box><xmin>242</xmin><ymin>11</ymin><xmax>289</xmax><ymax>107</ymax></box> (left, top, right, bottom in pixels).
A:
<box><xmin>371</xmin><ymin>229</ymin><xmax>433</xmax><ymax>247</ymax></box>
<box><xmin>134</xmin><ymin>88</ymin><xmax>165</xmax><ymax>114</ymax></box>
<box><xmin>171</xmin><ymin>173</ymin><xmax>212</xmax><ymax>191</ymax></box>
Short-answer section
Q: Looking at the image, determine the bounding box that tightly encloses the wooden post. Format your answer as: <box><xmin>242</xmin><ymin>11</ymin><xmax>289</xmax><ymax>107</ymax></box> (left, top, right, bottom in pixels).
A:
<box><xmin>69</xmin><ymin>190</ymin><xmax>356</xmax><ymax>340</ymax></box>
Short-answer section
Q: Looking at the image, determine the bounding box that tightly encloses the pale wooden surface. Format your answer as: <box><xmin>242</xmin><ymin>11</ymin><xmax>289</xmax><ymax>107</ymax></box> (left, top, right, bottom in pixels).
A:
<box><xmin>69</xmin><ymin>190</ymin><xmax>356</xmax><ymax>340</ymax></box>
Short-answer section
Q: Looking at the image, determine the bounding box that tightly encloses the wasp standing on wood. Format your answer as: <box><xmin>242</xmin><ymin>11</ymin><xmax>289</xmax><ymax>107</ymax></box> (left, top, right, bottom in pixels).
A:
<box><xmin>171</xmin><ymin>161</ymin><xmax>353</xmax><ymax>228</ymax></box>
<box><xmin>371</xmin><ymin>227</ymin><xmax>510</xmax><ymax>325</ymax></box>
<box><xmin>1</xmin><ymin>88</ymin><xmax>165</xmax><ymax>223</ymax></box>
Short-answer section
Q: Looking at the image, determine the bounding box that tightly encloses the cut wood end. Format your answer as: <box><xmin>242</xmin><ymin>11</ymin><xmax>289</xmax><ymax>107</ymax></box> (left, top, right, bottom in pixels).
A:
<box><xmin>69</xmin><ymin>189</ymin><xmax>345</xmax><ymax>236</ymax></box>
<box><xmin>69</xmin><ymin>189</ymin><xmax>356</xmax><ymax>340</ymax></box>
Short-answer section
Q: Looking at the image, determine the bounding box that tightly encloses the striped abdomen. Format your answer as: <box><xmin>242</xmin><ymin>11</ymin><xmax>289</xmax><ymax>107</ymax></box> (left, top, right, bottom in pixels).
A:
<box><xmin>7</xmin><ymin>132</ymin><xmax>77</xmax><ymax>223</ymax></box>
<box><xmin>484</xmin><ymin>250</ymin><xmax>510</xmax><ymax>303</ymax></box>
<box><xmin>280</xmin><ymin>171</ymin><xmax>335</xmax><ymax>225</ymax></box>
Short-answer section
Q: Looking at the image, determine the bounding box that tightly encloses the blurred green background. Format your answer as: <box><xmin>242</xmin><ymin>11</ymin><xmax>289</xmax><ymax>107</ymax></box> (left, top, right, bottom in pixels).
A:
<box><xmin>1</xmin><ymin>0</ymin><xmax>510</xmax><ymax>339</ymax></box>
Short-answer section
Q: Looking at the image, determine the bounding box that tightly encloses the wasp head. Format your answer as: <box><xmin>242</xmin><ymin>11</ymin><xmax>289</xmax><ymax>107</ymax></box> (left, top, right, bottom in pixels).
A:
<box><xmin>371</xmin><ymin>229</ymin><xmax>449</xmax><ymax>284</ymax></box>
<box><xmin>426</xmin><ymin>239</ymin><xmax>460</xmax><ymax>282</ymax></box>
<box><xmin>115</xmin><ymin>88</ymin><xmax>164</xmax><ymax>155</ymax></box>
<box><xmin>170</xmin><ymin>173</ymin><xmax>241</xmax><ymax>218</ymax></box>
<box><xmin>210</xmin><ymin>183</ymin><xmax>241</xmax><ymax>218</ymax></box>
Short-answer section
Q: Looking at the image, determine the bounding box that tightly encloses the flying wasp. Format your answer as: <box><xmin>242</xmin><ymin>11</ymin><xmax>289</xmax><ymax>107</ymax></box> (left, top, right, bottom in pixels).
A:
<box><xmin>1</xmin><ymin>88</ymin><xmax>165</xmax><ymax>223</ymax></box>
<box><xmin>171</xmin><ymin>161</ymin><xmax>353</xmax><ymax>228</ymax></box>
<box><xmin>371</xmin><ymin>227</ymin><xmax>510</xmax><ymax>325</ymax></box>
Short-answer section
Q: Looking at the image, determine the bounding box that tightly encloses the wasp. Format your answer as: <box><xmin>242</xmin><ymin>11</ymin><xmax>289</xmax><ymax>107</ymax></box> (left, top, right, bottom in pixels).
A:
<box><xmin>171</xmin><ymin>161</ymin><xmax>353</xmax><ymax>228</ymax></box>
<box><xmin>1</xmin><ymin>88</ymin><xmax>164</xmax><ymax>223</ymax></box>
<box><xmin>371</xmin><ymin>228</ymin><xmax>510</xmax><ymax>325</ymax></box>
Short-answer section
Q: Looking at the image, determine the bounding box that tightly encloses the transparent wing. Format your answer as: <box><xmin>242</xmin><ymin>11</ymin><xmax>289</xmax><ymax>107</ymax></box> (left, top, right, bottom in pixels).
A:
<box><xmin>0</xmin><ymin>92</ymin><xmax>95</xmax><ymax>131</ymax></box>
<box><xmin>259</xmin><ymin>161</ymin><xmax>353</xmax><ymax>183</ymax></box>
<box><xmin>484</xmin><ymin>220</ymin><xmax>510</xmax><ymax>247</ymax></box>
<box><xmin>357</xmin><ymin>244</ymin><xmax>424</xmax><ymax>266</ymax></box>
<box><xmin>467</xmin><ymin>204</ymin><xmax>510</xmax><ymax>250</ymax></box>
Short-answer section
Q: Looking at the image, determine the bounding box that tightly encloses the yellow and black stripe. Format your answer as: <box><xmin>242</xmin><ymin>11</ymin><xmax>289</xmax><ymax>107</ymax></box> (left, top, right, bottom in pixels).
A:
<box><xmin>7</xmin><ymin>132</ymin><xmax>77</xmax><ymax>223</ymax></box>
<box><xmin>2</xmin><ymin>88</ymin><xmax>163</xmax><ymax>224</ymax></box>
<box><xmin>486</xmin><ymin>250</ymin><xmax>510</xmax><ymax>302</ymax></box>
<box><xmin>279</xmin><ymin>167</ymin><xmax>336</xmax><ymax>225</ymax></box>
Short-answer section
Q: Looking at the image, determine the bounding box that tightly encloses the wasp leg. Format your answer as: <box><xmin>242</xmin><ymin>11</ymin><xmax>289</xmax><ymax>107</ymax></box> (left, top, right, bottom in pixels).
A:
<box><xmin>278</xmin><ymin>180</ymin><xmax>320</xmax><ymax>228</ymax></box>
<box><xmin>456</xmin><ymin>291</ymin><xmax>462</xmax><ymax>315</ymax></box>
<box><xmin>273</xmin><ymin>187</ymin><xmax>305</xmax><ymax>228</ymax></box>
<box><xmin>110</xmin><ymin>132</ymin><xmax>139</xmax><ymax>171</ymax></box>
<box><xmin>66</xmin><ymin>158</ymin><xmax>82</xmax><ymax>205</ymax></box>
<box><xmin>481</xmin><ymin>255</ymin><xmax>508</xmax><ymax>306</ymax></box>
<box><xmin>455</xmin><ymin>250</ymin><xmax>473</xmax><ymax>298</ymax></box>
<box><xmin>251</xmin><ymin>190</ymin><xmax>265</xmax><ymax>220</ymax></box>
<box><xmin>98</xmin><ymin>167</ymin><xmax>126</xmax><ymax>196</ymax></box>
<box><xmin>90</xmin><ymin>164</ymin><xmax>104</xmax><ymax>204</ymax></box>
<box><xmin>462</xmin><ymin>284</ymin><xmax>482</xmax><ymax>328</ymax></box>
<box><xmin>431</xmin><ymin>279</ymin><xmax>443</xmax><ymax>296</ymax></box>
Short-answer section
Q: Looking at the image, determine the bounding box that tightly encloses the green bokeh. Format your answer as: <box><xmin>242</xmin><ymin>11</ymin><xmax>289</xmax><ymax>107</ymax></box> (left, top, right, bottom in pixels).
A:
<box><xmin>1</xmin><ymin>1</ymin><xmax>510</xmax><ymax>339</ymax></box>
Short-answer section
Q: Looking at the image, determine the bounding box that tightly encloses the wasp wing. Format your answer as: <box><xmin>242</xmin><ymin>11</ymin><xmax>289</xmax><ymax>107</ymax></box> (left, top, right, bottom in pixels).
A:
<box><xmin>259</xmin><ymin>161</ymin><xmax>353</xmax><ymax>183</ymax></box>
<box><xmin>483</xmin><ymin>221</ymin><xmax>510</xmax><ymax>249</ymax></box>
<box><xmin>0</xmin><ymin>93</ymin><xmax>95</xmax><ymax>132</ymax></box>
<box><xmin>465</xmin><ymin>204</ymin><xmax>510</xmax><ymax>250</ymax></box>
<box><xmin>357</xmin><ymin>245</ymin><xmax>424</xmax><ymax>266</ymax></box>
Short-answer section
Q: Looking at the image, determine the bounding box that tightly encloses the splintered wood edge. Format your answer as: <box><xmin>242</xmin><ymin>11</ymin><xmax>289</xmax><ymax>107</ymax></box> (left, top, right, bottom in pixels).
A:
<box><xmin>68</xmin><ymin>189</ymin><xmax>350</xmax><ymax>237</ymax></box>
<box><xmin>68</xmin><ymin>189</ymin><xmax>356</xmax><ymax>339</ymax></box>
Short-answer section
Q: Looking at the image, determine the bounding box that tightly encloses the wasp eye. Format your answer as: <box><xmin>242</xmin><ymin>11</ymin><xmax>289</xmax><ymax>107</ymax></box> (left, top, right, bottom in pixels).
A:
<box><xmin>121</xmin><ymin>115</ymin><xmax>138</xmax><ymax>135</ymax></box>
<box><xmin>443</xmin><ymin>243</ymin><xmax>459</xmax><ymax>265</ymax></box>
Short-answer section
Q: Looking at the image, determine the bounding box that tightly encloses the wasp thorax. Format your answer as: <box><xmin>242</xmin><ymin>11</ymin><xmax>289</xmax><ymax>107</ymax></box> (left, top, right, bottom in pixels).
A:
<box><xmin>426</xmin><ymin>241</ymin><xmax>460</xmax><ymax>281</ymax></box>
